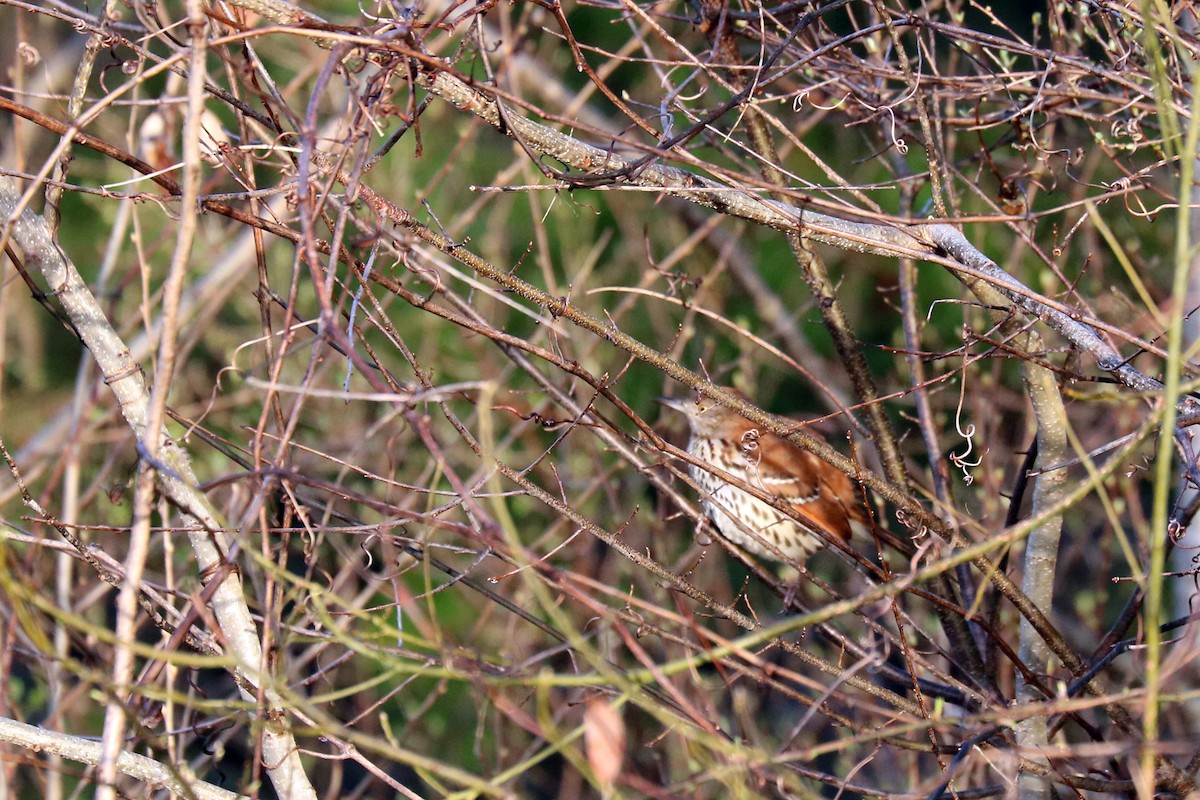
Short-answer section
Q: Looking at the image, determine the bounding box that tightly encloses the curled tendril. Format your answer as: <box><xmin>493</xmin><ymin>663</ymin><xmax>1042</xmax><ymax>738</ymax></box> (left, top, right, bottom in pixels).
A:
<box><xmin>792</xmin><ymin>89</ymin><xmax>849</xmax><ymax>112</ymax></box>
<box><xmin>16</xmin><ymin>42</ymin><xmax>39</xmax><ymax>66</ymax></box>
<box><xmin>948</xmin><ymin>427</ymin><xmax>981</xmax><ymax>485</ymax></box>
<box><xmin>949</xmin><ymin>351</ymin><xmax>984</xmax><ymax>485</ymax></box>
<box><xmin>876</xmin><ymin>105</ymin><xmax>908</xmax><ymax>154</ymax></box>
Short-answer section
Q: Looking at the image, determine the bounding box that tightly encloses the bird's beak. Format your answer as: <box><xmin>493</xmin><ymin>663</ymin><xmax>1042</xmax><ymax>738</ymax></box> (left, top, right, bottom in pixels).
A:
<box><xmin>655</xmin><ymin>395</ymin><xmax>689</xmax><ymax>413</ymax></box>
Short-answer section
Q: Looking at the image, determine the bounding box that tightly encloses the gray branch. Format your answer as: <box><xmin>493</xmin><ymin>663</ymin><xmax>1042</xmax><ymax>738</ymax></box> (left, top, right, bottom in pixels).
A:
<box><xmin>235</xmin><ymin>0</ymin><xmax>1198</xmax><ymax>423</ymax></box>
<box><xmin>0</xmin><ymin>178</ymin><xmax>317</xmax><ymax>800</ymax></box>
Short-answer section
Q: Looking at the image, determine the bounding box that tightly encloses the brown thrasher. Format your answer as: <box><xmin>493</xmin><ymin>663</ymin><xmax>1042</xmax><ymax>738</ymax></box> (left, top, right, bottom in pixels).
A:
<box><xmin>659</xmin><ymin>390</ymin><xmax>874</xmax><ymax>565</ymax></box>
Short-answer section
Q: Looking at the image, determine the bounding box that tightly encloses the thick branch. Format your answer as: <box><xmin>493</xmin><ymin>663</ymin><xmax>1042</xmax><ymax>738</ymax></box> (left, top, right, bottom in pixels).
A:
<box><xmin>0</xmin><ymin>178</ymin><xmax>317</xmax><ymax>800</ymax></box>
<box><xmin>180</xmin><ymin>0</ymin><xmax>1200</xmax><ymax>422</ymax></box>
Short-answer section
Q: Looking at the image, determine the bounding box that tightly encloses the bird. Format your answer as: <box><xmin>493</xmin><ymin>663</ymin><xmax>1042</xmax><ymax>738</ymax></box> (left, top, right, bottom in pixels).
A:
<box><xmin>658</xmin><ymin>389</ymin><xmax>875</xmax><ymax>566</ymax></box>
